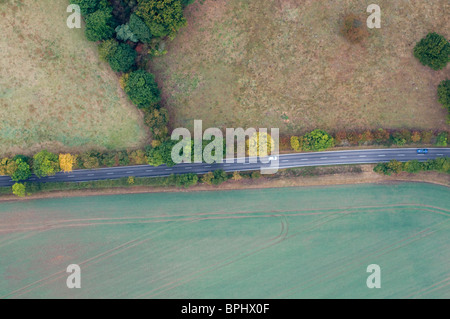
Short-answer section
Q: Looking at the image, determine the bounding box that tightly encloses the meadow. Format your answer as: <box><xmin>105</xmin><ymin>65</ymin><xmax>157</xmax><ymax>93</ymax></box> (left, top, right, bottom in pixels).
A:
<box><xmin>149</xmin><ymin>0</ymin><xmax>450</xmax><ymax>134</ymax></box>
<box><xmin>0</xmin><ymin>183</ymin><xmax>449</xmax><ymax>298</ymax></box>
<box><xmin>0</xmin><ymin>0</ymin><xmax>148</xmax><ymax>157</ymax></box>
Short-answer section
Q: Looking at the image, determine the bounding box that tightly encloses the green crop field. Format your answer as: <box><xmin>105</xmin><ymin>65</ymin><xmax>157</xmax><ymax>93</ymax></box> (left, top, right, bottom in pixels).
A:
<box><xmin>0</xmin><ymin>183</ymin><xmax>449</xmax><ymax>298</ymax></box>
<box><xmin>0</xmin><ymin>0</ymin><xmax>148</xmax><ymax>157</ymax></box>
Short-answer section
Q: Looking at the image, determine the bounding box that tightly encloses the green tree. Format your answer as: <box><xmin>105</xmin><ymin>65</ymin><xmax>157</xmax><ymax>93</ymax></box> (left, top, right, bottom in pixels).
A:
<box><xmin>212</xmin><ymin>170</ymin><xmax>228</xmax><ymax>185</ymax></box>
<box><xmin>123</xmin><ymin>70</ymin><xmax>161</xmax><ymax>108</ymax></box>
<box><xmin>85</xmin><ymin>8</ymin><xmax>116</xmax><ymax>42</ymax></box>
<box><xmin>136</xmin><ymin>0</ymin><xmax>187</xmax><ymax>39</ymax></box>
<box><xmin>404</xmin><ymin>160</ymin><xmax>423</xmax><ymax>173</ymax></box>
<box><xmin>70</xmin><ymin>0</ymin><xmax>109</xmax><ymax>16</ymax></box>
<box><xmin>108</xmin><ymin>42</ymin><xmax>137</xmax><ymax>72</ymax></box>
<box><xmin>33</xmin><ymin>150</ymin><xmax>60</xmax><ymax>178</ymax></box>
<box><xmin>11</xmin><ymin>158</ymin><xmax>31</xmax><ymax>182</ymax></box>
<box><xmin>115</xmin><ymin>24</ymin><xmax>139</xmax><ymax>42</ymax></box>
<box><xmin>301</xmin><ymin>130</ymin><xmax>335</xmax><ymax>152</ymax></box>
<box><xmin>146</xmin><ymin>140</ymin><xmax>176</xmax><ymax>167</ymax></box>
<box><xmin>128</xmin><ymin>13</ymin><xmax>152</xmax><ymax>43</ymax></box>
<box><xmin>414</xmin><ymin>33</ymin><xmax>450</xmax><ymax>70</ymax></box>
<box><xmin>175</xmin><ymin>173</ymin><xmax>198</xmax><ymax>188</ymax></box>
<box><xmin>12</xmin><ymin>183</ymin><xmax>27</xmax><ymax>198</ymax></box>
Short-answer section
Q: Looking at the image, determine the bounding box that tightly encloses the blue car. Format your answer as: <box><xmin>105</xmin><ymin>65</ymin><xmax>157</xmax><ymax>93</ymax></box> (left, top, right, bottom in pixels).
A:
<box><xmin>417</xmin><ymin>149</ymin><xmax>429</xmax><ymax>154</ymax></box>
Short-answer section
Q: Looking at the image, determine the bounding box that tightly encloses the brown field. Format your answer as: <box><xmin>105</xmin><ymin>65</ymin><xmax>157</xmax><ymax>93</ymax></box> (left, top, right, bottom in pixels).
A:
<box><xmin>149</xmin><ymin>0</ymin><xmax>450</xmax><ymax>134</ymax></box>
<box><xmin>0</xmin><ymin>0</ymin><xmax>148</xmax><ymax>157</ymax></box>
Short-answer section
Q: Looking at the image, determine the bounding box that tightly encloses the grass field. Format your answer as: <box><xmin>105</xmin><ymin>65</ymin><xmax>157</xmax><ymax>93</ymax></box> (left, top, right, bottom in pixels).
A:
<box><xmin>0</xmin><ymin>0</ymin><xmax>148</xmax><ymax>157</ymax></box>
<box><xmin>150</xmin><ymin>0</ymin><xmax>450</xmax><ymax>134</ymax></box>
<box><xmin>0</xmin><ymin>183</ymin><xmax>449</xmax><ymax>298</ymax></box>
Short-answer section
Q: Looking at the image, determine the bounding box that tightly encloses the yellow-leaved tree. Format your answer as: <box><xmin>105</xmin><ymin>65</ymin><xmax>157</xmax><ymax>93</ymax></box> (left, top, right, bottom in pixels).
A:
<box><xmin>247</xmin><ymin>132</ymin><xmax>274</xmax><ymax>157</ymax></box>
<box><xmin>59</xmin><ymin>154</ymin><xmax>76</xmax><ymax>173</ymax></box>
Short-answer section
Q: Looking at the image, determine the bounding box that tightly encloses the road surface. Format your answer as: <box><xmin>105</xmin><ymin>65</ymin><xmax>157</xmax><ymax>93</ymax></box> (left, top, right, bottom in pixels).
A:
<box><xmin>0</xmin><ymin>148</ymin><xmax>448</xmax><ymax>187</ymax></box>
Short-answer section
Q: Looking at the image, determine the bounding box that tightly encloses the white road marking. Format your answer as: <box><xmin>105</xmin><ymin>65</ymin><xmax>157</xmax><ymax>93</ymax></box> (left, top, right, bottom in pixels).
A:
<box><xmin>87</xmin><ymin>174</ymin><xmax>95</xmax><ymax>177</ymax></box>
<box><xmin>126</xmin><ymin>171</ymin><xmax>134</xmax><ymax>174</ymax></box>
<box><xmin>165</xmin><ymin>169</ymin><xmax>173</xmax><ymax>171</ymax></box>
<box><xmin>68</xmin><ymin>175</ymin><xmax>75</xmax><ymax>178</ymax></box>
<box><xmin>378</xmin><ymin>155</ymin><xmax>386</xmax><ymax>157</ymax></box>
<box><xmin>359</xmin><ymin>155</ymin><xmax>367</xmax><ymax>158</ymax></box>
<box><xmin>339</xmin><ymin>156</ymin><xmax>347</xmax><ymax>159</ymax></box>
<box><xmin>107</xmin><ymin>173</ymin><xmax>114</xmax><ymax>175</ymax></box>
<box><xmin>437</xmin><ymin>154</ymin><xmax>444</xmax><ymax>156</ymax></box>
<box><xmin>282</xmin><ymin>160</ymin><xmax>289</xmax><ymax>162</ymax></box>
<box><xmin>205</xmin><ymin>166</ymin><xmax>212</xmax><ymax>168</ymax></box>
<box><xmin>398</xmin><ymin>154</ymin><xmax>405</xmax><ymax>156</ymax></box>
<box><xmin>320</xmin><ymin>157</ymin><xmax>328</xmax><ymax>160</ymax></box>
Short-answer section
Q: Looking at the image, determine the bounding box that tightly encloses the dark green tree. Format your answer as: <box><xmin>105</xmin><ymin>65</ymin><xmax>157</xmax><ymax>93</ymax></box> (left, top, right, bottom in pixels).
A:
<box><xmin>11</xmin><ymin>158</ymin><xmax>32</xmax><ymax>182</ymax></box>
<box><xmin>124</xmin><ymin>70</ymin><xmax>161</xmax><ymax>108</ymax></box>
<box><xmin>108</xmin><ymin>42</ymin><xmax>137</xmax><ymax>72</ymax></box>
<box><xmin>146</xmin><ymin>140</ymin><xmax>176</xmax><ymax>167</ymax></box>
<box><xmin>85</xmin><ymin>9</ymin><xmax>116</xmax><ymax>42</ymax></box>
<box><xmin>414</xmin><ymin>33</ymin><xmax>450</xmax><ymax>70</ymax></box>
<box><xmin>128</xmin><ymin>13</ymin><xmax>152</xmax><ymax>43</ymax></box>
<box><xmin>70</xmin><ymin>0</ymin><xmax>109</xmax><ymax>16</ymax></box>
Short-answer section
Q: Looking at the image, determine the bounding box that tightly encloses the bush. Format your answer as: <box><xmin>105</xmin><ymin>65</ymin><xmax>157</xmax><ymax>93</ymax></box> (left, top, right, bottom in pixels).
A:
<box><xmin>175</xmin><ymin>173</ymin><xmax>198</xmax><ymax>188</ymax></box>
<box><xmin>144</xmin><ymin>108</ymin><xmax>169</xmax><ymax>141</ymax></box>
<box><xmin>413</xmin><ymin>33</ymin><xmax>450</xmax><ymax>70</ymax></box>
<box><xmin>123</xmin><ymin>70</ymin><xmax>161</xmax><ymax>108</ymax></box>
<box><xmin>404</xmin><ymin>160</ymin><xmax>423</xmax><ymax>173</ymax></box>
<box><xmin>301</xmin><ymin>129</ymin><xmax>335</xmax><ymax>152</ymax></box>
<box><xmin>421</xmin><ymin>131</ymin><xmax>433</xmax><ymax>144</ymax></box>
<box><xmin>115</xmin><ymin>24</ymin><xmax>139</xmax><ymax>42</ymax></box>
<box><xmin>212</xmin><ymin>170</ymin><xmax>228</xmax><ymax>185</ymax></box>
<box><xmin>290</xmin><ymin>136</ymin><xmax>302</xmax><ymax>152</ymax></box>
<box><xmin>78</xmin><ymin>151</ymin><xmax>101</xmax><ymax>169</ymax></box>
<box><xmin>85</xmin><ymin>9</ymin><xmax>116</xmax><ymax>42</ymax></box>
<box><xmin>340</xmin><ymin>13</ymin><xmax>369</xmax><ymax>44</ymax></box>
<box><xmin>107</xmin><ymin>42</ymin><xmax>136</xmax><ymax>72</ymax></box>
<box><xmin>436</xmin><ymin>132</ymin><xmax>448</xmax><ymax>147</ymax></box>
<box><xmin>128</xmin><ymin>13</ymin><xmax>152</xmax><ymax>43</ymax></box>
<box><xmin>12</xmin><ymin>183</ymin><xmax>27</xmax><ymax>197</ymax></box>
<box><xmin>33</xmin><ymin>150</ymin><xmax>60</xmax><ymax>178</ymax></box>
<box><xmin>251</xmin><ymin>171</ymin><xmax>261</xmax><ymax>179</ymax></box>
<box><xmin>438</xmin><ymin>79</ymin><xmax>450</xmax><ymax>122</ymax></box>
<box><xmin>135</xmin><ymin>0</ymin><xmax>186</xmax><ymax>39</ymax></box>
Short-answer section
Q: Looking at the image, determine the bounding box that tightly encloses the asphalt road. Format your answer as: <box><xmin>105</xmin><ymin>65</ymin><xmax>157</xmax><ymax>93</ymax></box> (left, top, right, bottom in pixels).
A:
<box><xmin>0</xmin><ymin>148</ymin><xmax>448</xmax><ymax>187</ymax></box>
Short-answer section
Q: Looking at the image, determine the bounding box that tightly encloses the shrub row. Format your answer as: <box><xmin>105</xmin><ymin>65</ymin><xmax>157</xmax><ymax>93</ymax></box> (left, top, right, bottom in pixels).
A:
<box><xmin>288</xmin><ymin>129</ymin><xmax>449</xmax><ymax>152</ymax></box>
<box><xmin>373</xmin><ymin>157</ymin><xmax>450</xmax><ymax>176</ymax></box>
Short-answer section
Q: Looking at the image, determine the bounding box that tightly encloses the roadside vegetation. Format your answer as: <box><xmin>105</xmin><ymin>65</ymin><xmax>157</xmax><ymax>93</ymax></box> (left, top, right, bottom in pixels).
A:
<box><xmin>374</xmin><ymin>157</ymin><xmax>450</xmax><ymax>175</ymax></box>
